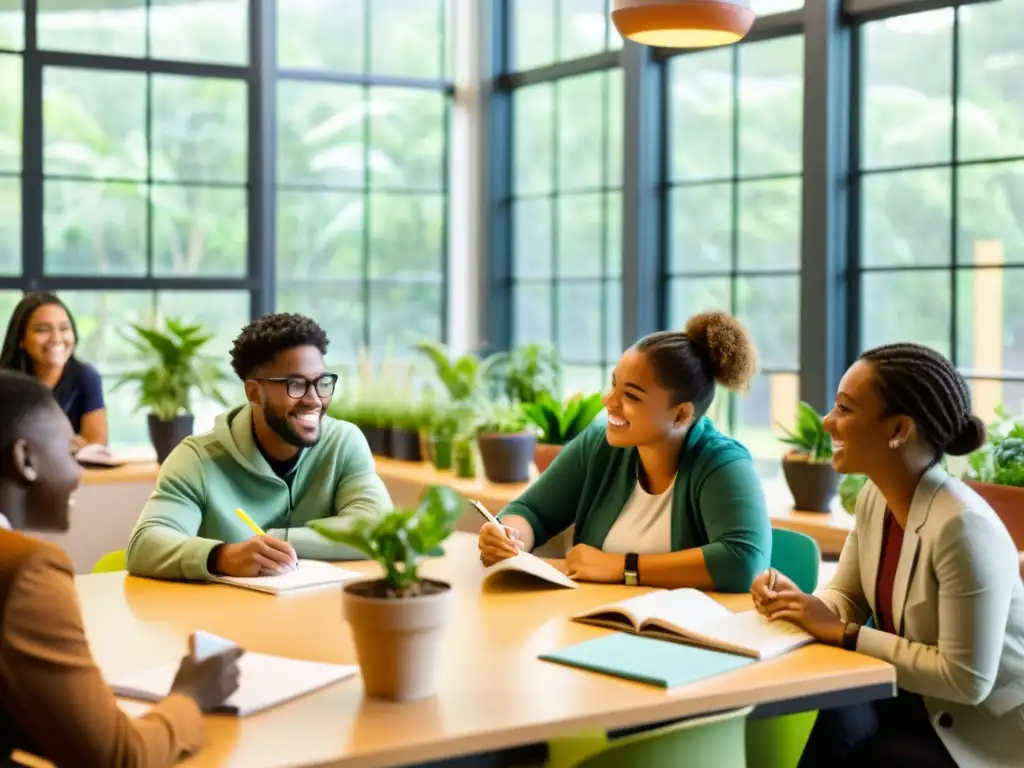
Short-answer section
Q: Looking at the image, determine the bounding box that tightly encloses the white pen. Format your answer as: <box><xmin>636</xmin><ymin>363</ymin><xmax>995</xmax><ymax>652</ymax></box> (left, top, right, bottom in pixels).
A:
<box><xmin>468</xmin><ymin>499</ymin><xmax>509</xmax><ymax>538</ymax></box>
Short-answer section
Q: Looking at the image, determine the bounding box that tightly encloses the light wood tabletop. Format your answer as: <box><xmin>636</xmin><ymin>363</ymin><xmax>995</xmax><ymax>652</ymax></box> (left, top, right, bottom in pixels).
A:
<box><xmin>81</xmin><ymin>461</ymin><xmax>161</xmax><ymax>486</ymax></box>
<box><xmin>74</xmin><ymin>533</ymin><xmax>893</xmax><ymax>768</ymax></box>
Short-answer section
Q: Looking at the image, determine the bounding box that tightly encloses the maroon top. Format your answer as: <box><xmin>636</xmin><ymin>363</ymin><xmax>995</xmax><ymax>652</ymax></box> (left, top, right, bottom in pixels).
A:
<box><xmin>875</xmin><ymin>507</ymin><xmax>905</xmax><ymax>634</ymax></box>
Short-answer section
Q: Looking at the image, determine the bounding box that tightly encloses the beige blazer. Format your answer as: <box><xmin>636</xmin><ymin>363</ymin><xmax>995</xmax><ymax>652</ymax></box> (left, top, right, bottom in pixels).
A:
<box><xmin>817</xmin><ymin>464</ymin><xmax>1024</xmax><ymax>767</ymax></box>
<box><xmin>0</xmin><ymin>529</ymin><xmax>203</xmax><ymax>767</ymax></box>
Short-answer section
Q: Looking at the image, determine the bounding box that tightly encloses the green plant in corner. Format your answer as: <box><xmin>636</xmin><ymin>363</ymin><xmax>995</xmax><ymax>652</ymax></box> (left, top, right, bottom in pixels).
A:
<box><xmin>413</xmin><ymin>340</ymin><xmax>505</xmax><ymax>402</ymax></box>
<box><xmin>476</xmin><ymin>400</ymin><xmax>531</xmax><ymax>435</ymax></box>
<box><xmin>523</xmin><ymin>391</ymin><xmax>604</xmax><ymax>445</ymax></box>
<box><xmin>965</xmin><ymin>405</ymin><xmax>1024</xmax><ymax>488</ymax></box>
<box><xmin>115</xmin><ymin>318</ymin><xmax>230</xmax><ymax>420</ymax></box>
<box><xmin>308</xmin><ymin>485</ymin><xmax>464</xmax><ymax>598</ymax></box>
<box><xmin>778</xmin><ymin>401</ymin><xmax>833</xmax><ymax>463</ymax></box>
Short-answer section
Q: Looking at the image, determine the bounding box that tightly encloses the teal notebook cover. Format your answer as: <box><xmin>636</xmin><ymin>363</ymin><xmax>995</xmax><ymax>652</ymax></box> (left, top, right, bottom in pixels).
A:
<box><xmin>540</xmin><ymin>633</ymin><xmax>755</xmax><ymax>688</ymax></box>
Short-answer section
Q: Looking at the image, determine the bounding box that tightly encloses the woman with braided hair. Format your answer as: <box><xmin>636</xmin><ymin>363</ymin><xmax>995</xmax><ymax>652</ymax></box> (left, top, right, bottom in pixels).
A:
<box><xmin>752</xmin><ymin>342</ymin><xmax>1024</xmax><ymax>767</ymax></box>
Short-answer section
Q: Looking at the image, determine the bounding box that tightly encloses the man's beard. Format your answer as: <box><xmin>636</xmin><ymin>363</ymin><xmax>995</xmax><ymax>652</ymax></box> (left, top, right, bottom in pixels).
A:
<box><xmin>264</xmin><ymin>406</ymin><xmax>322</xmax><ymax>448</ymax></box>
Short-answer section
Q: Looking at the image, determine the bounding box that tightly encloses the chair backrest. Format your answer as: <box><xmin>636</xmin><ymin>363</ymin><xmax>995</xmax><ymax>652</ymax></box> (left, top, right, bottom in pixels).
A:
<box><xmin>574</xmin><ymin>706</ymin><xmax>752</xmax><ymax>768</ymax></box>
<box><xmin>770</xmin><ymin>528</ymin><xmax>820</xmax><ymax>594</ymax></box>
<box><xmin>91</xmin><ymin>549</ymin><xmax>127</xmax><ymax>574</ymax></box>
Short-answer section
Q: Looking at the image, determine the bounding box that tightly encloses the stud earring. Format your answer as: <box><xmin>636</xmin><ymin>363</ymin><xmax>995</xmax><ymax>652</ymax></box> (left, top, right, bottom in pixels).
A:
<box><xmin>888</xmin><ymin>439</ymin><xmax>900</xmax><ymax>449</ymax></box>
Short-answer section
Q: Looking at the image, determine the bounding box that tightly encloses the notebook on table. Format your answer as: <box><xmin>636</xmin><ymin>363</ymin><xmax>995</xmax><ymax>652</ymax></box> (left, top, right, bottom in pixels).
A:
<box><xmin>572</xmin><ymin>587</ymin><xmax>813</xmax><ymax>660</ymax></box>
<box><xmin>482</xmin><ymin>551</ymin><xmax>578</xmax><ymax>589</ymax></box>
<box><xmin>209</xmin><ymin>559</ymin><xmax>363</xmax><ymax>595</ymax></box>
<box><xmin>110</xmin><ymin>631</ymin><xmax>358</xmax><ymax>716</ymax></box>
<box><xmin>540</xmin><ymin>632</ymin><xmax>755</xmax><ymax>688</ymax></box>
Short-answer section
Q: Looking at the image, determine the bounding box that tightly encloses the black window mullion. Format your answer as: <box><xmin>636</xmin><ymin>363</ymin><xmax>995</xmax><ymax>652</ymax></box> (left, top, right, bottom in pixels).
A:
<box><xmin>727</xmin><ymin>45</ymin><xmax>741</xmax><ymax>436</ymax></box>
<box><xmin>599</xmin><ymin>70</ymin><xmax>609</xmax><ymax>372</ymax></box>
<box><xmin>145</xmin><ymin>71</ymin><xmax>154</xmax><ymax>279</ymax></box>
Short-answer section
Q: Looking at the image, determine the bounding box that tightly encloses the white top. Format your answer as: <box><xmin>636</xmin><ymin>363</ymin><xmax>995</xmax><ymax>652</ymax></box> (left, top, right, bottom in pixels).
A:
<box><xmin>602</xmin><ymin>479</ymin><xmax>674</xmax><ymax>555</ymax></box>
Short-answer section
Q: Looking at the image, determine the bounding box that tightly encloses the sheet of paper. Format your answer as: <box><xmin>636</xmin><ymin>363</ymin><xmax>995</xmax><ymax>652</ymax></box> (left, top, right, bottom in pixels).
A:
<box><xmin>190</xmin><ymin>630</ymin><xmax>238</xmax><ymax>662</ymax></box>
<box><xmin>209</xmin><ymin>559</ymin><xmax>362</xmax><ymax>595</ymax></box>
<box><xmin>483</xmin><ymin>551</ymin><xmax>579</xmax><ymax>589</ymax></box>
<box><xmin>111</xmin><ymin>651</ymin><xmax>358</xmax><ymax>717</ymax></box>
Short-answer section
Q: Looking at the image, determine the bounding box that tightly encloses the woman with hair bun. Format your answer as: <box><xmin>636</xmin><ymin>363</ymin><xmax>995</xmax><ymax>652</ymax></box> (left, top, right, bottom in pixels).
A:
<box><xmin>478</xmin><ymin>310</ymin><xmax>770</xmax><ymax>593</ymax></box>
<box><xmin>752</xmin><ymin>342</ymin><xmax>1024</xmax><ymax>767</ymax></box>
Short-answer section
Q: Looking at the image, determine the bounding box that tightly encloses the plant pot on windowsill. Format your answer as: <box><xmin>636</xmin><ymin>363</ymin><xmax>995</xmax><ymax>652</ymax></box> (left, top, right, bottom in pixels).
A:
<box><xmin>477</xmin><ymin>432</ymin><xmax>537</xmax><ymax>484</ymax></box>
<box><xmin>308</xmin><ymin>486</ymin><xmax>463</xmax><ymax>701</ymax></box>
<box><xmin>453</xmin><ymin>438</ymin><xmax>476</xmax><ymax>478</ymax></box>
<box><xmin>534</xmin><ymin>443</ymin><xmax>563</xmax><ymax>473</ymax></box>
<box><xmin>964</xmin><ymin>480</ymin><xmax>1024</xmax><ymax>550</ymax></box>
<box><xmin>148</xmin><ymin>413</ymin><xmax>194</xmax><ymax>464</ymax></box>
<box><xmin>783</xmin><ymin>452</ymin><xmax>840</xmax><ymax>513</ymax></box>
<box><xmin>363</xmin><ymin>425</ymin><xmax>390</xmax><ymax>457</ymax></box>
<box><xmin>389</xmin><ymin>427</ymin><xmax>423</xmax><ymax>462</ymax></box>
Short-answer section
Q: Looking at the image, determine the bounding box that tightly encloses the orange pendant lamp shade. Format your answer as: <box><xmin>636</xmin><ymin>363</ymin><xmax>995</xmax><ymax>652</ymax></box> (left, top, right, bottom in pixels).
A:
<box><xmin>611</xmin><ymin>0</ymin><xmax>755</xmax><ymax>49</ymax></box>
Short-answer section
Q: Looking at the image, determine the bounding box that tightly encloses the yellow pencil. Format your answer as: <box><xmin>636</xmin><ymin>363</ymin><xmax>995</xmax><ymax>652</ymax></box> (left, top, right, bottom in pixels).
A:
<box><xmin>235</xmin><ymin>508</ymin><xmax>265</xmax><ymax>536</ymax></box>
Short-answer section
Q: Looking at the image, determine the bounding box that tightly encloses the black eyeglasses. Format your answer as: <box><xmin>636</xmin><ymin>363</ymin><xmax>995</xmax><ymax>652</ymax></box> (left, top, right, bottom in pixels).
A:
<box><xmin>252</xmin><ymin>373</ymin><xmax>338</xmax><ymax>399</ymax></box>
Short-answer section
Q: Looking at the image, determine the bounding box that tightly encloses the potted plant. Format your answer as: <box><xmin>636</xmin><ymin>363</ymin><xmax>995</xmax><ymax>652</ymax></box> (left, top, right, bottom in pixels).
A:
<box><xmin>964</xmin><ymin>405</ymin><xmax>1024</xmax><ymax>549</ymax></box>
<box><xmin>453</xmin><ymin>431</ymin><xmax>477</xmax><ymax>478</ymax></box>
<box><xmin>389</xmin><ymin>401</ymin><xmax>427</xmax><ymax>462</ymax></box>
<box><xmin>523</xmin><ymin>391</ymin><xmax>604</xmax><ymax>472</ymax></box>
<box><xmin>116</xmin><ymin>318</ymin><xmax>230</xmax><ymax>463</ymax></box>
<box><xmin>413</xmin><ymin>340</ymin><xmax>505</xmax><ymax>402</ymax></box>
<box><xmin>427</xmin><ymin>403</ymin><xmax>462</xmax><ymax>471</ymax></box>
<box><xmin>491</xmin><ymin>342</ymin><xmax>562</xmax><ymax>404</ymax></box>
<box><xmin>838</xmin><ymin>473</ymin><xmax>868</xmax><ymax>515</ymax></box>
<box><xmin>778</xmin><ymin>401</ymin><xmax>839</xmax><ymax>513</ymax></box>
<box><xmin>309</xmin><ymin>485</ymin><xmax>462</xmax><ymax>701</ymax></box>
<box><xmin>476</xmin><ymin>401</ymin><xmax>536</xmax><ymax>484</ymax></box>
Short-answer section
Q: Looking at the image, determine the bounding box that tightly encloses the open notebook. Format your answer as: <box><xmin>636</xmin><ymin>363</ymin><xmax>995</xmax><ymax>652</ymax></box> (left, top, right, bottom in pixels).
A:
<box><xmin>209</xmin><ymin>559</ymin><xmax>362</xmax><ymax>595</ymax></box>
<box><xmin>110</xmin><ymin>632</ymin><xmax>358</xmax><ymax>716</ymax></box>
<box><xmin>482</xmin><ymin>551</ymin><xmax>578</xmax><ymax>589</ymax></box>
<box><xmin>572</xmin><ymin>588</ymin><xmax>813</xmax><ymax>660</ymax></box>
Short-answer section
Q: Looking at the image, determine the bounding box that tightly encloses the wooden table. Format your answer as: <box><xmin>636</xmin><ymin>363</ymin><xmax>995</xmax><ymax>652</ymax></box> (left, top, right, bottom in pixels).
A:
<box><xmin>73</xmin><ymin>533</ymin><xmax>894</xmax><ymax>768</ymax></box>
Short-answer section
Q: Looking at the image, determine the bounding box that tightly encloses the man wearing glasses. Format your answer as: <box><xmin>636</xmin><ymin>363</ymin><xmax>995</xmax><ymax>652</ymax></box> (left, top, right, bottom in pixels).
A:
<box><xmin>126</xmin><ymin>313</ymin><xmax>391</xmax><ymax>581</ymax></box>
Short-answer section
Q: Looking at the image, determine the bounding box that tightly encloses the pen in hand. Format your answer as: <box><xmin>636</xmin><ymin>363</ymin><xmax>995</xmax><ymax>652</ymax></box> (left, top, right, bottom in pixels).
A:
<box><xmin>469</xmin><ymin>499</ymin><xmax>522</xmax><ymax>559</ymax></box>
<box><xmin>234</xmin><ymin>508</ymin><xmax>298</xmax><ymax>572</ymax></box>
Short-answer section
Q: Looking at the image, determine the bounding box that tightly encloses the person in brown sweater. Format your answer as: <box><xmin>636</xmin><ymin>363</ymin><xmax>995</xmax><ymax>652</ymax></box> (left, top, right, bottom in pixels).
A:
<box><xmin>0</xmin><ymin>370</ymin><xmax>242</xmax><ymax>767</ymax></box>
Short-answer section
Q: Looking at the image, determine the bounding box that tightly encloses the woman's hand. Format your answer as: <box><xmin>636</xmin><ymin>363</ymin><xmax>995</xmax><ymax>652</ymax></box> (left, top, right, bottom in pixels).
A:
<box><xmin>750</xmin><ymin>567</ymin><xmax>800</xmax><ymax>613</ymax></box>
<box><xmin>565</xmin><ymin>544</ymin><xmax>625</xmax><ymax>584</ymax></box>
<box><xmin>759</xmin><ymin>589</ymin><xmax>846</xmax><ymax>646</ymax></box>
<box><xmin>478</xmin><ymin>522</ymin><xmax>524</xmax><ymax>566</ymax></box>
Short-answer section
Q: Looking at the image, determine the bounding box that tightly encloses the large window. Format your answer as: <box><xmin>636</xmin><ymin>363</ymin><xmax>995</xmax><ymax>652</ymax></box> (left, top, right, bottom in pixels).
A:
<box><xmin>0</xmin><ymin>1</ymin><xmax>254</xmax><ymax>447</ymax></box>
<box><xmin>275</xmin><ymin>0</ymin><xmax>451</xmax><ymax>364</ymax></box>
<box><xmin>510</xmin><ymin>69</ymin><xmax>623</xmax><ymax>395</ymax></box>
<box><xmin>664</xmin><ymin>35</ymin><xmax>804</xmax><ymax>472</ymax></box>
<box><xmin>856</xmin><ymin>1</ymin><xmax>1024</xmax><ymax>423</ymax></box>
<box><xmin>511</xmin><ymin>0</ymin><xmax>622</xmax><ymax>72</ymax></box>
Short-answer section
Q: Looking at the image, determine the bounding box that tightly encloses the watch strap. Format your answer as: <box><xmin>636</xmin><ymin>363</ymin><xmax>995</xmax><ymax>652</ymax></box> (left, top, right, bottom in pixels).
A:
<box><xmin>624</xmin><ymin>552</ymin><xmax>639</xmax><ymax>585</ymax></box>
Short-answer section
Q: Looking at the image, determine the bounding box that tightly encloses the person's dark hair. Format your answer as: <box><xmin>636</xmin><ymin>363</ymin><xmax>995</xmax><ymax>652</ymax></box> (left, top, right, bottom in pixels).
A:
<box><xmin>0</xmin><ymin>292</ymin><xmax>82</xmax><ymax>375</ymax></box>
<box><xmin>634</xmin><ymin>310</ymin><xmax>758</xmax><ymax>418</ymax></box>
<box><xmin>0</xmin><ymin>370</ymin><xmax>60</xmax><ymax>459</ymax></box>
<box><xmin>860</xmin><ymin>342</ymin><xmax>985</xmax><ymax>457</ymax></box>
<box><xmin>229</xmin><ymin>313</ymin><xmax>330</xmax><ymax>380</ymax></box>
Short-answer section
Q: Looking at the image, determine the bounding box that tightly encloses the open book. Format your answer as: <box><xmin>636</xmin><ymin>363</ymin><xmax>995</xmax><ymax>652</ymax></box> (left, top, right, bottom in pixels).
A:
<box><xmin>209</xmin><ymin>559</ymin><xmax>362</xmax><ymax>595</ymax></box>
<box><xmin>482</xmin><ymin>551</ymin><xmax>578</xmax><ymax>589</ymax></box>
<box><xmin>110</xmin><ymin>632</ymin><xmax>358</xmax><ymax>716</ymax></box>
<box><xmin>573</xmin><ymin>588</ymin><xmax>813</xmax><ymax>660</ymax></box>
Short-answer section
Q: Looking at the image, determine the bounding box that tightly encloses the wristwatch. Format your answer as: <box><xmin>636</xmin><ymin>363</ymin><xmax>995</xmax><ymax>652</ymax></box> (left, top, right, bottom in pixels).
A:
<box><xmin>841</xmin><ymin>621</ymin><xmax>861</xmax><ymax>651</ymax></box>
<box><xmin>624</xmin><ymin>553</ymin><xmax>639</xmax><ymax>586</ymax></box>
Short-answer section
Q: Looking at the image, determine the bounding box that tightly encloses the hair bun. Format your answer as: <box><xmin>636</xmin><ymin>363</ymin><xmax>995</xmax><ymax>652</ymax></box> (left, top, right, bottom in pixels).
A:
<box><xmin>946</xmin><ymin>414</ymin><xmax>986</xmax><ymax>456</ymax></box>
<box><xmin>683</xmin><ymin>310</ymin><xmax>757</xmax><ymax>392</ymax></box>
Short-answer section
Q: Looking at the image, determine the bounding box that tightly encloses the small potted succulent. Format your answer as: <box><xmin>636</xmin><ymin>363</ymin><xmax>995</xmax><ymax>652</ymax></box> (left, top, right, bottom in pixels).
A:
<box><xmin>309</xmin><ymin>485</ymin><xmax>463</xmax><ymax>701</ymax></box>
<box><xmin>964</xmin><ymin>405</ymin><xmax>1024</xmax><ymax>549</ymax></box>
<box><xmin>523</xmin><ymin>391</ymin><xmax>604</xmax><ymax>472</ymax></box>
<box><xmin>778</xmin><ymin>401</ymin><xmax>839</xmax><ymax>513</ymax></box>
<box><xmin>476</xmin><ymin>401</ymin><xmax>536</xmax><ymax>484</ymax></box>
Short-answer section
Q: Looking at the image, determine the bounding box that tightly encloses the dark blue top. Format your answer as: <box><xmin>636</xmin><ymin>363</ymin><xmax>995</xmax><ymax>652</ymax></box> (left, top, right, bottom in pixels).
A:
<box><xmin>52</xmin><ymin>361</ymin><xmax>105</xmax><ymax>433</ymax></box>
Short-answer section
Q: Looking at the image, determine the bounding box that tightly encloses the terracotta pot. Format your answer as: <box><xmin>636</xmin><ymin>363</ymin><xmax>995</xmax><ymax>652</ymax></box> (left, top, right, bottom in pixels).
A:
<box><xmin>782</xmin><ymin>458</ymin><xmax>840</xmax><ymax>513</ymax></box>
<box><xmin>343</xmin><ymin>578</ymin><xmax>455</xmax><ymax>701</ymax></box>
<box><xmin>964</xmin><ymin>480</ymin><xmax>1024</xmax><ymax>550</ymax></box>
<box><xmin>534</xmin><ymin>443</ymin><xmax>563</xmax><ymax>473</ymax></box>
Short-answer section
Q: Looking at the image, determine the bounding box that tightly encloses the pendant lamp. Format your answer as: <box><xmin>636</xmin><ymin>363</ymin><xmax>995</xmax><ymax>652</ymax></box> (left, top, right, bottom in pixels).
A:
<box><xmin>611</xmin><ymin>0</ymin><xmax>755</xmax><ymax>49</ymax></box>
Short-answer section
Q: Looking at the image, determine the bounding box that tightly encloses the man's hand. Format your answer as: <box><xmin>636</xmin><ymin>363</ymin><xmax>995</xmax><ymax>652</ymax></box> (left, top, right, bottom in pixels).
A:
<box><xmin>212</xmin><ymin>536</ymin><xmax>297</xmax><ymax>577</ymax></box>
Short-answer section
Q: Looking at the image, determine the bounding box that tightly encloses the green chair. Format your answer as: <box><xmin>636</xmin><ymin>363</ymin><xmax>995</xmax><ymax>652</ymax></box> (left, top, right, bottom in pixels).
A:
<box><xmin>91</xmin><ymin>549</ymin><xmax>127</xmax><ymax>573</ymax></box>
<box><xmin>745</xmin><ymin>528</ymin><xmax>821</xmax><ymax>768</ymax></box>
<box><xmin>542</xmin><ymin>706</ymin><xmax>752</xmax><ymax>768</ymax></box>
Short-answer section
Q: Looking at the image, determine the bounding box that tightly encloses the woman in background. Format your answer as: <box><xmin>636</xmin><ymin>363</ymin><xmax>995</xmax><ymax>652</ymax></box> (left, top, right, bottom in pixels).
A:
<box><xmin>479</xmin><ymin>310</ymin><xmax>770</xmax><ymax>593</ymax></box>
<box><xmin>0</xmin><ymin>370</ymin><xmax>241</xmax><ymax>765</ymax></box>
<box><xmin>0</xmin><ymin>292</ymin><xmax>108</xmax><ymax>447</ymax></box>
<box><xmin>752</xmin><ymin>342</ymin><xmax>1024</xmax><ymax>767</ymax></box>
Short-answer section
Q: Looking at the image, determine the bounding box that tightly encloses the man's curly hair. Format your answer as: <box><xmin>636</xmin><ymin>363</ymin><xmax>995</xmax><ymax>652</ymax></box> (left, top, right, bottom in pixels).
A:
<box><xmin>229</xmin><ymin>313</ymin><xmax>330</xmax><ymax>380</ymax></box>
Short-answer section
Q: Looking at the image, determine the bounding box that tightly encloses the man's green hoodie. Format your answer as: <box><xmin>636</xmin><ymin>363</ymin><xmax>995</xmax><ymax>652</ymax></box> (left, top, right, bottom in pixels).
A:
<box><xmin>125</xmin><ymin>404</ymin><xmax>391</xmax><ymax>580</ymax></box>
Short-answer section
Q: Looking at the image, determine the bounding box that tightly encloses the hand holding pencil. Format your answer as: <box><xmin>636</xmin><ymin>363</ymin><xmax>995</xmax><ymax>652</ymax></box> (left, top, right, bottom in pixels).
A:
<box><xmin>209</xmin><ymin>509</ymin><xmax>298</xmax><ymax>577</ymax></box>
